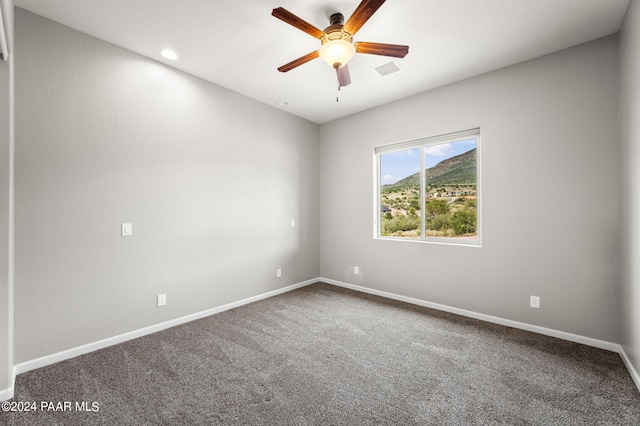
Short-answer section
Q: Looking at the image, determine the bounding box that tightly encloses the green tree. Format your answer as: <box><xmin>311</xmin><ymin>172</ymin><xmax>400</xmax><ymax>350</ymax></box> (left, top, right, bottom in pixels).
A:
<box><xmin>425</xmin><ymin>199</ymin><xmax>449</xmax><ymax>217</ymax></box>
<box><xmin>451</xmin><ymin>208</ymin><xmax>476</xmax><ymax>235</ymax></box>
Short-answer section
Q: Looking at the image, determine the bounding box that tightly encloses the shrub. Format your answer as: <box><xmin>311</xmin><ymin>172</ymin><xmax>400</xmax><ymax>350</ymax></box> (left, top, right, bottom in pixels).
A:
<box><xmin>427</xmin><ymin>213</ymin><xmax>451</xmax><ymax>231</ymax></box>
<box><xmin>426</xmin><ymin>199</ymin><xmax>449</xmax><ymax>217</ymax></box>
<box><xmin>451</xmin><ymin>208</ymin><xmax>476</xmax><ymax>235</ymax></box>
<box><xmin>382</xmin><ymin>212</ymin><xmax>420</xmax><ymax>235</ymax></box>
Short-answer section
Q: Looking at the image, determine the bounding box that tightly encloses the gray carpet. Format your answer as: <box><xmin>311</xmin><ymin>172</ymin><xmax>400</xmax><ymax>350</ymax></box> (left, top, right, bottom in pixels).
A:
<box><xmin>1</xmin><ymin>282</ymin><xmax>639</xmax><ymax>425</ymax></box>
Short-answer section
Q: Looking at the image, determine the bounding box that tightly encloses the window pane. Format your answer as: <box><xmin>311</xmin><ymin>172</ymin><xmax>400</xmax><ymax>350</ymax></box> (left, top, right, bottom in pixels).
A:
<box><xmin>424</xmin><ymin>139</ymin><xmax>478</xmax><ymax>239</ymax></box>
<box><xmin>379</xmin><ymin>148</ymin><xmax>421</xmax><ymax>238</ymax></box>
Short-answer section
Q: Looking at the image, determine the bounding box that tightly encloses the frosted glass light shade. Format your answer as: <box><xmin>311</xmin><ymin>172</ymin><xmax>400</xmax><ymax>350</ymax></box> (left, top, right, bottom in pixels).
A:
<box><xmin>319</xmin><ymin>39</ymin><xmax>356</xmax><ymax>68</ymax></box>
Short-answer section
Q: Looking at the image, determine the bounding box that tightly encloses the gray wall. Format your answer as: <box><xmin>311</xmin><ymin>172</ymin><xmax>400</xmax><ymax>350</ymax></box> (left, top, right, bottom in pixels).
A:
<box><xmin>14</xmin><ymin>9</ymin><xmax>320</xmax><ymax>363</ymax></box>
<box><xmin>0</xmin><ymin>0</ymin><xmax>13</xmax><ymax>398</ymax></box>
<box><xmin>319</xmin><ymin>36</ymin><xmax>620</xmax><ymax>342</ymax></box>
<box><xmin>620</xmin><ymin>0</ymin><xmax>640</xmax><ymax>380</ymax></box>
<box><xmin>6</xmin><ymin>4</ymin><xmax>631</xmax><ymax>384</ymax></box>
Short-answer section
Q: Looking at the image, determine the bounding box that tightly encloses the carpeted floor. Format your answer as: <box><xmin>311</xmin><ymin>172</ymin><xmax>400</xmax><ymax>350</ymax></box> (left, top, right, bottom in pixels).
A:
<box><xmin>1</xmin><ymin>282</ymin><xmax>639</xmax><ymax>425</ymax></box>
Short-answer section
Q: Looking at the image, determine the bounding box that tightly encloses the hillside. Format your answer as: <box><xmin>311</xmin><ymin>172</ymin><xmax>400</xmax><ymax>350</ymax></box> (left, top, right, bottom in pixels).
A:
<box><xmin>383</xmin><ymin>148</ymin><xmax>476</xmax><ymax>189</ymax></box>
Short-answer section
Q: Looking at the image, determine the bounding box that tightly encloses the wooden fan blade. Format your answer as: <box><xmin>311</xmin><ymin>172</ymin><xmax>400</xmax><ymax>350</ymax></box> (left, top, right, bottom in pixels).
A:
<box><xmin>272</xmin><ymin>7</ymin><xmax>325</xmax><ymax>39</ymax></box>
<box><xmin>337</xmin><ymin>64</ymin><xmax>352</xmax><ymax>87</ymax></box>
<box><xmin>343</xmin><ymin>0</ymin><xmax>387</xmax><ymax>36</ymax></box>
<box><xmin>277</xmin><ymin>50</ymin><xmax>320</xmax><ymax>73</ymax></box>
<box><xmin>355</xmin><ymin>41</ymin><xmax>409</xmax><ymax>58</ymax></box>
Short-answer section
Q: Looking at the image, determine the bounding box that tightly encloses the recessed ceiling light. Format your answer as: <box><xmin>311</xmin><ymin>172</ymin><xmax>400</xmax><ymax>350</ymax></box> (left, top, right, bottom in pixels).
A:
<box><xmin>161</xmin><ymin>49</ymin><xmax>178</xmax><ymax>60</ymax></box>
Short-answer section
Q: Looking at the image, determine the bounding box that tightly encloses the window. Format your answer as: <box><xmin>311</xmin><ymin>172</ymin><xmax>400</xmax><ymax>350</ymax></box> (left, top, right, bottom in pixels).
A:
<box><xmin>375</xmin><ymin>129</ymin><xmax>481</xmax><ymax>246</ymax></box>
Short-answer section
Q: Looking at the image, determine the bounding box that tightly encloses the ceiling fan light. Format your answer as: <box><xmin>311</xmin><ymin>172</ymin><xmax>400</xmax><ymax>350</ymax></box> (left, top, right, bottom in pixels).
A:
<box><xmin>319</xmin><ymin>39</ymin><xmax>356</xmax><ymax>69</ymax></box>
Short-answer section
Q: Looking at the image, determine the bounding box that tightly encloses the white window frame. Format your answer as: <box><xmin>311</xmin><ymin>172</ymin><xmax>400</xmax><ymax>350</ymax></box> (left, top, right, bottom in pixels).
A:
<box><xmin>374</xmin><ymin>128</ymin><xmax>482</xmax><ymax>247</ymax></box>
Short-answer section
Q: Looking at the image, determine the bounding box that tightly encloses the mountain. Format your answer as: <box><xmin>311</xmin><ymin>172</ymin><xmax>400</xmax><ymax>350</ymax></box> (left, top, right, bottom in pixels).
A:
<box><xmin>383</xmin><ymin>148</ymin><xmax>476</xmax><ymax>189</ymax></box>
<box><xmin>426</xmin><ymin>147</ymin><xmax>477</xmax><ymax>185</ymax></box>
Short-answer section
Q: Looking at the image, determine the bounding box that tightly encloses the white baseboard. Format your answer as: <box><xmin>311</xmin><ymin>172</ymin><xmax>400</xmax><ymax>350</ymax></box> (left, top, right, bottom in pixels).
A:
<box><xmin>14</xmin><ymin>278</ymin><xmax>317</xmax><ymax>377</ymax></box>
<box><xmin>0</xmin><ymin>377</ymin><xmax>13</xmax><ymax>401</ymax></box>
<box><xmin>619</xmin><ymin>346</ymin><xmax>640</xmax><ymax>391</ymax></box>
<box><xmin>4</xmin><ymin>277</ymin><xmax>639</xmax><ymax>400</ymax></box>
<box><xmin>320</xmin><ymin>277</ymin><xmax>621</xmax><ymax>352</ymax></box>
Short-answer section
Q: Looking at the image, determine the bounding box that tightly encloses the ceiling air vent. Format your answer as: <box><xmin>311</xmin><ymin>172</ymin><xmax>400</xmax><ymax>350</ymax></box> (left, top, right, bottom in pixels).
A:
<box><xmin>373</xmin><ymin>60</ymin><xmax>402</xmax><ymax>77</ymax></box>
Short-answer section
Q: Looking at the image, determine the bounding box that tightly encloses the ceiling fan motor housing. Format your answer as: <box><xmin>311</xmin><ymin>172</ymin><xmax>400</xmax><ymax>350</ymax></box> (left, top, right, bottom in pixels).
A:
<box><xmin>330</xmin><ymin>13</ymin><xmax>344</xmax><ymax>26</ymax></box>
<box><xmin>321</xmin><ymin>13</ymin><xmax>354</xmax><ymax>68</ymax></box>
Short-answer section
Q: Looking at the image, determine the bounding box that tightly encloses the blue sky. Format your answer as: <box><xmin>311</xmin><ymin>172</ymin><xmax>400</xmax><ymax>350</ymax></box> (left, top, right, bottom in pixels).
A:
<box><xmin>380</xmin><ymin>139</ymin><xmax>477</xmax><ymax>185</ymax></box>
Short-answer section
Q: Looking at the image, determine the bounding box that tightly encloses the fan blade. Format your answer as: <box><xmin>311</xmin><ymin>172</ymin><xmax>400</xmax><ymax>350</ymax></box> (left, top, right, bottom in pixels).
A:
<box><xmin>272</xmin><ymin>7</ymin><xmax>325</xmax><ymax>39</ymax></box>
<box><xmin>337</xmin><ymin>64</ymin><xmax>352</xmax><ymax>87</ymax></box>
<box><xmin>355</xmin><ymin>42</ymin><xmax>409</xmax><ymax>58</ymax></box>
<box><xmin>277</xmin><ymin>50</ymin><xmax>320</xmax><ymax>73</ymax></box>
<box><xmin>343</xmin><ymin>0</ymin><xmax>387</xmax><ymax>36</ymax></box>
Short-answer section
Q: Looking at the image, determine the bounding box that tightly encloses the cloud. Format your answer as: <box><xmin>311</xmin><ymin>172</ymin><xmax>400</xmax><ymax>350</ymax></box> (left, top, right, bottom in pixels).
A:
<box><xmin>382</xmin><ymin>174</ymin><xmax>396</xmax><ymax>184</ymax></box>
<box><xmin>386</xmin><ymin>148</ymin><xmax>420</xmax><ymax>157</ymax></box>
<box><xmin>425</xmin><ymin>143</ymin><xmax>454</xmax><ymax>157</ymax></box>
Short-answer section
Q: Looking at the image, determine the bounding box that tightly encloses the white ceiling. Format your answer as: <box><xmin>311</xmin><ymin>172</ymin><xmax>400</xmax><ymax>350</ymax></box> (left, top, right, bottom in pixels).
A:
<box><xmin>15</xmin><ymin>0</ymin><xmax>630</xmax><ymax>124</ymax></box>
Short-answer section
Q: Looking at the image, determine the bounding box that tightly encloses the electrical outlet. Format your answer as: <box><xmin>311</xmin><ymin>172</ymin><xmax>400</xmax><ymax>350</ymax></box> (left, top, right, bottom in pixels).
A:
<box><xmin>354</xmin><ymin>266</ymin><xmax>359</xmax><ymax>275</ymax></box>
<box><xmin>121</xmin><ymin>223</ymin><xmax>132</xmax><ymax>236</ymax></box>
<box><xmin>276</xmin><ymin>269</ymin><xmax>282</xmax><ymax>278</ymax></box>
<box><xmin>157</xmin><ymin>294</ymin><xmax>166</xmax><ymax>307</ymax></box>
<box><xmin>530</xmin><ymin>295</ymin><xmax>540</xmax><ymax>309</ymax></box>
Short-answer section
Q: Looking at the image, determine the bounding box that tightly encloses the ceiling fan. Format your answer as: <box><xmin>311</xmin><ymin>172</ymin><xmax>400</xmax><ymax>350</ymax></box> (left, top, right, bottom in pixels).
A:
<box><xmin>272</xmin><ymin>0</ymin><xmax>409</xmax><ymax>89</ymax></box>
